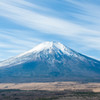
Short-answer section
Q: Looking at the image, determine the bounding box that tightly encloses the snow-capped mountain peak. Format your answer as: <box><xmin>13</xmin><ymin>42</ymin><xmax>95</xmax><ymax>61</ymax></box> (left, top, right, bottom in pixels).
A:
<box><xmin>0</xmin><ymin>41</ymin><xmax>100</xmax><ymax>83</ymax></box>
<box><xmin>0</xmin><ymin>41</ymin><xmax>85</xmax><ymax>68</ymax></box>
<box><xmin>32</xmin><ymin>41</ymin><xmax>65</xmax><ymax>52</ymax></box>
<box><xmin>19</xmin><ymin>41</ymin><xmax>71</xmax><ymax>57</ymax></box>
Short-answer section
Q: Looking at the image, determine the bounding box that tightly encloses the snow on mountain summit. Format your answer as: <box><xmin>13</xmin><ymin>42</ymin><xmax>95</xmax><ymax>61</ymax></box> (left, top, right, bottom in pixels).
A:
<box><xmin>31</xmin><ymin>41</ymin><xmax>66</xmax><ymax>52</ymax></box>
<box><xmin>18</xmin><ymin>41</ymin><xmax>79</xmax><ymax>58</ymax></box>
<box><xmin>21</xmin><ymin>41</ymin><xmax>71</xmax><ymax>55</ymax></box>
<box><xmin>0</xmin><ymin>41</ymin><xmax>85</xmax><ymax>68</ymax></box>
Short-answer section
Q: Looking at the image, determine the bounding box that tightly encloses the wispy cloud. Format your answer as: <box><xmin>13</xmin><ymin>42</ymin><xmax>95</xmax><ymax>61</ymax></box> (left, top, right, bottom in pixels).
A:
<box><xmin>65</xmin><ymin>0</ymin><xmax>100</xmax><ymax>28</ymax></box>
<box><xmin>0</xmin><ymin>29</ymin><xmax>44</xmax><ymax>60</ymax></box>
<box><xmin>0</xmin><ymin>0</ymin><xmax>96</xmax><ymax>37</ymax></box>
<box><xmin>0</xmin><ymin>0</ymin><xmax>100</xmax><ymax>60</ymax></box>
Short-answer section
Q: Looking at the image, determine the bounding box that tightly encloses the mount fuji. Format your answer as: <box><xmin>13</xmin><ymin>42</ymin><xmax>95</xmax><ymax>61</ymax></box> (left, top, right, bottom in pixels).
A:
<box><xmin>0</xmin><ymin>41</ymin><xmax>100</xmax><ymax>83</ymax></box>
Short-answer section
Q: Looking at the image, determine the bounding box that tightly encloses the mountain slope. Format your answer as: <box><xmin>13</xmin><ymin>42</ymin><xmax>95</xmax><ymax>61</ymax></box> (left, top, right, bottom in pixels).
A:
<box><xmin>0</xmin><ymin>41</ymin><xmax>100</xmax><ymax>83</ymax></box>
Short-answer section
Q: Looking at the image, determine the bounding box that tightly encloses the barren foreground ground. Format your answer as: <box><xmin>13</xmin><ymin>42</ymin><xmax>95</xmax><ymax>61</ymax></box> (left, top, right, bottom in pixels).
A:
<box><xmin>0</xmin><ymin>82</ymin><xmax>100</xmax><ymax>100</ymax></box>
<box><xmin>0</xmin><ymin>89</ymin><xmax>100</xmax><ymax>100</ymax></box>
<box><xmin>0</xmin><ymin>82</ymin><xmax>100</xmax><ymax>92</ymax></box>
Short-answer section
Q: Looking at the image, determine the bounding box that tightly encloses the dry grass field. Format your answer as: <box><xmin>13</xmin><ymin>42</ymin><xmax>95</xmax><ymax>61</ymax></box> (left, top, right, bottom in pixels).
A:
<box><xmin>0</xmin><ymin>82</ymin><xmax>100</xmax><ymax>92</ymax></box>
<box><xmin>0</xmin><ymin>82</ymin><xmax>100</xmax><ymax>100</ymax></box>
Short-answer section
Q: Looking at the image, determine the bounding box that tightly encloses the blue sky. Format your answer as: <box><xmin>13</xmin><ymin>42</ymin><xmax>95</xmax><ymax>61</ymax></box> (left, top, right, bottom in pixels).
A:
<box><xmin>0</xmin><ymin>0</ymin><xmax>100</xmax><ymax>60</ymax></box>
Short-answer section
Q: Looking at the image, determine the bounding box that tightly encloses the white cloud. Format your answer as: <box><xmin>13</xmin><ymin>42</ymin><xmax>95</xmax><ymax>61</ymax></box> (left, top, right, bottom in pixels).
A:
<box><xmin>0</xmin><ymin>0</ymin><xmax>100</xmax><ymax>60</ymax></box>
<box><xmin>0</xmin><ymin>0</ymin><xmax>97</xmax><ymax>37</ymax></box>
<box><xmin>65</xmin><ymin>0</ymin><xmax>100</xmax><ymax>28</ymax></box>
<box><xmin>0</xmin><ymin>30</ymin><xmax>44</xmax><ymax>59</ymax></box>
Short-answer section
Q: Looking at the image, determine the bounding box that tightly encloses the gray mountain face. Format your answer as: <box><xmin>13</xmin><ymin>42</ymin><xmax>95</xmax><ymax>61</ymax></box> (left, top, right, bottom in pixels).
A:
<box><xmin>0</xmin><ymin>41</ymin><xmax>100</xmax><ymax>83</ymax></box>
